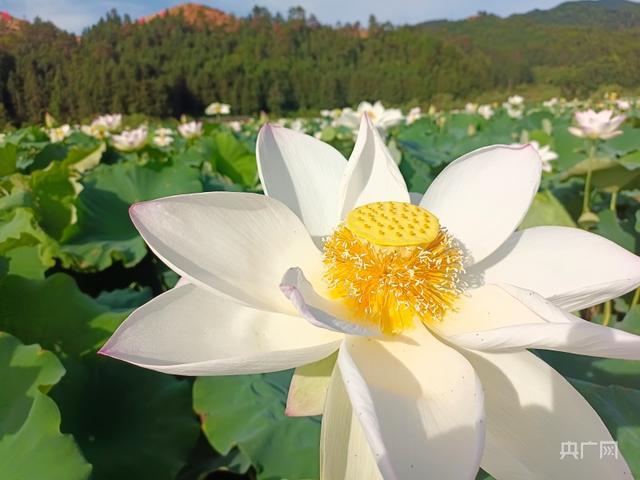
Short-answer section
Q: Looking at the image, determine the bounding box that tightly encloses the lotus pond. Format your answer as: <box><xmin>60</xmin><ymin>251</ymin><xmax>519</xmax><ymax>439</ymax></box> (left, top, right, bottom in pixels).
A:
<box><xmin>1</xmin><ymin>97</ymin><xmax>640</xmax><ymax>479</ymax></box>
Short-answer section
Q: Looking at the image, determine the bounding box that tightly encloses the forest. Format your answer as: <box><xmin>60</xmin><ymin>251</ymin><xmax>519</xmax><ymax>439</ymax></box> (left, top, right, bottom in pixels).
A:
<box><xmin>0</xmin><ymin>1</ymin><xmax>640</xmax><ymax>125</ymax></box>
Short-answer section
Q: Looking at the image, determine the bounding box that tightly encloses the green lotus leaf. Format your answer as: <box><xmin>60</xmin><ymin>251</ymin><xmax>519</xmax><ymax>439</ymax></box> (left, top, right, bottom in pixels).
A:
<box><xmin>61</xmin><ymin>160</ymin><xmax>202</xmax><ymax>270</ymax></box>
<box><xmin>51</xmin><ymin>356</ymin><xmax>199</xmax><ymax>480</ymax></box>
<box><xmin>0</xmin><ymin>332</ymin><xmax>91</xmax><ymax>480</ymax></box>
<box><xmin>194</xmin><ymin>371</ymin><xmax>321</xmax><ymax>480</ymax></box>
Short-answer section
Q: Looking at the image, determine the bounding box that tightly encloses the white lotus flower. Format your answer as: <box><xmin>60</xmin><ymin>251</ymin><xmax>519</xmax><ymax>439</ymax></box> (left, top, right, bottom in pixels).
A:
<box><xmin>320</xmin><ymin>109</ymin><xmax>335</xmax><ymax>118</ymax></box>
<box><xmin>569</xmin><ymin>109</ymin><xmax>626</xmax><ymax>140</ymax></box>
<box><xmin>478</xmin><ymin>104</ymin><xmax>494</xmax><ymax>120</ymax></box>
<box><xmin>93</xmin><ymin>113</ymin><xmax>122</xmax><ymax>132</ymax></box>
<box><xmin>178</xmin><ymin>121</ymin><xmax>203</xmax><ymax>139</ymax></box>
<box><xmin>512</xmin><ymin>141</ymin><xmax>557</xmax><ymax>172</ymax></box>
<box><xmin>155</xmin><ymin>127</ymin><xmax>173</xmax><ymax>136</ymax></box>
<box><xmin>0</xmin><ymin>133</ymin><xmax>5</xmax><ymax>145</ymax></box>
<box><xmin>465</xmin><ymin>102</ymin><xmax>478</xmax><ymax>114</ymax></box>
<box><xmin>616</xmin><ymin>99</ymin><xmax>631</xmax><ymax>111</ymax></box>
<box><xmin>228</xmin><ymin>120</ymin><xmax>242</xmax><ymax>133</ymax></box>
<box><xmin>504</xmin><ymin>103</ymin><xmax>523</xmax><ymax>119</ymax></box>
<box><xmin>320</xmin><ymin>108</ymin><xmax>342</xmax><ymax>119</ymax></box>
<box><xmin>333</xmin><ymin>108</ymin><xmax>359</xmax><ymax>130</ymax></box>
<box><xmin>405</xmin><ymin>107</ymin><xmax>422</xmax><ymax>125</ymax></box>
<box><xmin>111</xmin><ymin>126</ymin><xmax>148</xmax><ymax>152</ymax></box>
<box><xmin>335</xmin><ymin>101</ymin><xmax>403</xmax><ymax>133</ymax></box>
<box><xmin>48</xmin><ymin>124</ymin><xmax>72</xmax><ymax>143</ymax></box>
<box><xmin>205</xmin><ymin>102</ymin><xmax>231</xmax><ymax>115</ymax></box>
<box><xmin>508</xmin><ymin>95</ymin><xmax>524</xmax><ymax>106</ymax></box>
<box><xmin>543</xmin><ymin>97</ymin><xmax>559</xmax><ymax>108</ymax></box>
<box><xmin>152</xmin><ymin>128</ymin><xmax>174</xmax><ymax>147</ymax></box>
<box><xmin>81</xmin><ymin>124</ymin><xmax>104</xmax><ymax>139</ymax></box>
<box><xmin>277</xmin><ymin>118</ymin><xmax>305</xmax><ymax>132</ymax></box>
<box><xmin>358</xmin><ymin>101</ymin><xmax>404</xmax><ymax>130</ymax></box>
<box><xmin>101</xmin><ymin>116</ymin><xmax>640</xmax><ymax>479</ymax></box>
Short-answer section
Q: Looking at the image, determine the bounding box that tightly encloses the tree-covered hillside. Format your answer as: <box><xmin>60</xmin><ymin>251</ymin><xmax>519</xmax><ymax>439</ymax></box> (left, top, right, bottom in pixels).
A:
<box><xmin>1</xmin><ymin>1</ymin><xmax>640</xmax><ymax>125</ymax></box>
<box><xmin>513</xmin><ymin>0</ymin><xmax>640</xmax><ymax>28</ymax></box>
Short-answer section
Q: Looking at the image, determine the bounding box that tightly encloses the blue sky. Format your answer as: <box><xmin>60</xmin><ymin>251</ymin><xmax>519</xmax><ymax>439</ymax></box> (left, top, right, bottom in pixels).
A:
<box><xmin>1</xmin><ymin>0</ymin><xmax>582</xmax><ymax>32</ymax></box>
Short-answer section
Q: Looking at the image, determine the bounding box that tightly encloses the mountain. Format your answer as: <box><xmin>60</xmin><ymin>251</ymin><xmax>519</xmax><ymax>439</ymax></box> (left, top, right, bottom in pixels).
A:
<box><xmin>136</xmin><ymin>3</ymin><xmax>237</xmax><ymax>29</ymax></box>
<box><xmin>139</xmin><ymin>0</ymin><xmax>640</xmax><ymax>31</ymax></box>
<box><xmin>0</xmin><ymin>11</ymin><xmax>27</xmax><ymax>34</ymax></box>
<box><xmin>417</xmin><ymin>0</ymin><xmax>640</xmax><ymax>30</ymax></box>
<box><xmin>3</xmin><ymin>0</ymin><xmax>640</xmax><ymax>34</ymax></box>
<box><xmin>514</xmin><ymin>0</ymin><xmax>640</xmax><ymax>28</ymax></box>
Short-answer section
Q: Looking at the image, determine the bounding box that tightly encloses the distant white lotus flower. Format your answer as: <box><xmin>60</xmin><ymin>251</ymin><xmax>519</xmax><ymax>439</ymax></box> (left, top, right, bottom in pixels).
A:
<box><xmin>504</xmin><ymin>103</ymin><xmax>523</xmax><ymax>119</ymax></box>
<box><xmin>228</xmin><ymin>121</ymin><xmax>242</xmax><ymax>133</ymax></box>
<box><xmin>178</xmin><ymin>121</ymin><xmax>203</xmax><ymax>139</ymax></box>
<box><xmin>508</xmin><ymin>95</ymin><xmax>524</xmax><ymax>106</ymax></box>
<box><xmin>358</xmin><ymin>101</ymin><xmax>404</xmax><ymax>130</ymax></box>
<box><xmin>101</xmin><ymin>115</ymin><xmax>640</xmax><ymax>479</ymax></box>
<box><xmin>155</xmin><ymin>127</ymin><xmax>173</xmax><ymax>136</ymax></box>
<box><xmin>465</xmin><ymin>102</ymin><xmax>478</xmax><ymax>114</ymax></box>
<box><xmin>406</xmin><ymin>107</ymin><xmax>422</xmax><ymax>125</ymax></box>
<box><xmin>569</xmin><ymin>109</ymin><xmax>626</xmax><ymax>140</ymax></box>
<box><xmin>82</xmin><ymin>114</ymin><xmax>122</xmax><ymax>139</ymax></box>
<box><xmin>543</xmin><ymin>97</ymin><xmax>559</xmax><ymax>109</ymax></box>
<box><xmin>333</xmin><ymin>108</ymin><xmax>359</xmax><ymax>129</ymax></box>
<box><xmin>335</xmin><ymin>101</ymin><xmax>403</xmax><ymax>133</ymax></box>
<box><xmin>48</xmin><ymin>124</ymin><xmax>72</xmax><ymax>143</ymax></box>
<box><xmin>320</xmin><ymin>108</ymin><xmax>342</xmax><ymax>119</ymax></box>
<box><xmin>80</xmin><ymin>124</ymin><xmax>105</xmax><ymax>139</ymax></box>
<box><xmin>111</xmin><ymin>126</ymin><xmax>148</xmax><ymax>152</ymax></box>
<box><xmin>616</xmin><ymin>99</ymin><xmax>631</xmax><ymax>111</ymax></box>
<box><xmin>153</xmin><ymin>128</ymin><xmax>174</xmax><ymax>147</ymax></box>
<box><xmin>93</xmin><ymin>114</ymin><xmax>122</xmax><ymax>132</ymax></box>
<box><xmin>513</xmin><ymin>141</ymin><xmax>558</xmax><ymax>172</ymax></box>
<box><xmin>205</xmin><ymin>102</ymin><xmax>231</xmax><ymax>115</ymax></box>
<box><xmin>290</xmin><ymin>119</ymin><xmax>305</xmax><ymax>132</ymax></box>
<box><xmin>0</xmin><ymin>133</ymin><xmax>5</xmax><ymax>145</ymax></box>
<box><xmin>478</xmin><ymin>104</ymin><xmax>494</xmax><ymax>120</ymax></box>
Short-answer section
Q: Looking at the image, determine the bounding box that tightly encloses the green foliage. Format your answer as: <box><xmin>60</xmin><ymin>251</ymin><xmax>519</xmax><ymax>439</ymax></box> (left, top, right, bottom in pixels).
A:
<box><xmin>0</xmin><ymin>143</ymin><xmax>17</xmax><ymax>175</ymax></box>
<box><xmin>194</xmin><ymin>371</ymin><xmax>321</xmax><ymax>480</ymax></box>
<box><xmin>571</xmin><ymin>379</ymin><xmax>640</xmax><ymax>474</ymax></box>
<box><xmin>0</xmin><ymin>273</ymin><xmax>125</xmax><ymax>356</ymax></box>
<box><xmin>61</xmin><ymin>160</ymin><xmax>202</xmax><ymax>270</ymax></box>
<box><xmin>0</xmin><ymin>332</ymin><xmax>92</xmax><ymax>480</ymax></box>
<box><xmin>209</xmin><ymin>132</ymin><xmax>258</xmax><ymax>187</ymax></box>
<box><xmin>520</xmin><ymin>190</ymin><xmax>577</xmax><ymax>229</ymax></box>
<box><xmin>3</xmin><ymin>1</ymin><xmax>640</xmax><ymax>124</ymax></box>
<box><xmin>51</xmin><ymin>357</ymin><xmax>199</xmax><ymax>480</ymax></box>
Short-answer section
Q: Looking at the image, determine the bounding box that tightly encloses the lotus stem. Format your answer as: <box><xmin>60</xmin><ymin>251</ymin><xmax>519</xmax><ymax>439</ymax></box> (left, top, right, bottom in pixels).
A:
<box><xmin>610</xmin><ymin>191</ymin><xmax>618</xmax><ymax>212</ymax></box>
<box><xmin>602</xmin><ymin>300</ymin><xmax>612</xmax><ymax>326</ymax></box>
<box><xmin>581</xmin><ymin>142</ymin><xmax>597</xmax><ymax>217</ymax></box>
<box><xmin>582</xmin><ymin>167</ymin><xmax>593</xmax><ymax>216</ymax></box>
<box><xmin>632</xmin><ymin>288</ymin><xmax>640</xmax><ymax>309</ymax></box>
<box><xmin>600</xmin><ymin>190</ymin><xmax>620</xmax><ymax>326</ymax></box>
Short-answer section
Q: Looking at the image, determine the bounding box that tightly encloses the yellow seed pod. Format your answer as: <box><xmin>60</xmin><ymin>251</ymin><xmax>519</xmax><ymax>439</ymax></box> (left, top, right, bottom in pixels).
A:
<box><xmin>345</xmin><ymin>201</ymin><xmax>440</xmax><ymax>247</ymax></box>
